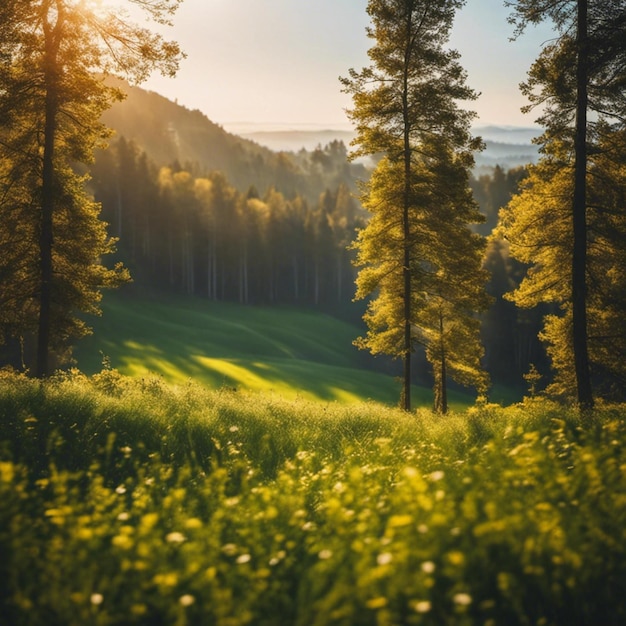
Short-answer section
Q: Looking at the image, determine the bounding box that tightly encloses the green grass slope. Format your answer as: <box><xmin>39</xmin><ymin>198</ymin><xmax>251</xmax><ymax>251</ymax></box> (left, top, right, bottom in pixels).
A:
<box><xmin>74</xmin><ymin>292</ymin><xmax>475</xmax><ymax>409</ymax></box>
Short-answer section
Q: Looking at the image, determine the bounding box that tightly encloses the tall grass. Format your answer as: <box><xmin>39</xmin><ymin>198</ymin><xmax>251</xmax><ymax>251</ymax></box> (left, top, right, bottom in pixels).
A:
<box><xmin>1</xmin><ymin>369</ymin><xmax>625</xmax><ymax>625</ymax></box>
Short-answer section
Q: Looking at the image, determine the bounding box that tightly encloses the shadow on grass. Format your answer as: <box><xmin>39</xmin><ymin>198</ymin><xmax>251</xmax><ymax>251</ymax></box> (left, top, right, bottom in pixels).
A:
<box><xmin>75</xmin><ymin>294</ymin><xmax>476</xmax><ymax>408</ymax></box>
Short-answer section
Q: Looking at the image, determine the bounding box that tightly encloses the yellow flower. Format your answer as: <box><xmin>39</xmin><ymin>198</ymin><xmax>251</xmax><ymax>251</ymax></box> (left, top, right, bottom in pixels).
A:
<box><xmin>366</xmin><ymin>597</ymin><xmax>388</xmax><ymax>609</ymax></box>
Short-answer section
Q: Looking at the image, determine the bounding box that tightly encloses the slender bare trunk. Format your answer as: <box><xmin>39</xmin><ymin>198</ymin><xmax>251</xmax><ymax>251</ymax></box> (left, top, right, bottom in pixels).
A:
<box><xmin>572</xmin><ymin>0</ymin><xmax>593</xmax><ymax>410</ymax></box>
<box><xmin>401</xmin><ymin>8</ymin><xmax>413</xmax><ymax>412</ymax></box>
<box><xmin>36</xmin><ymin>3</ymin><xmax>63</xmax><ymax>378</ymax></box>
<box><xmin>434</xmin><ymin>310</ymin><xmax>448</xmax><ymax>414</ymax></box>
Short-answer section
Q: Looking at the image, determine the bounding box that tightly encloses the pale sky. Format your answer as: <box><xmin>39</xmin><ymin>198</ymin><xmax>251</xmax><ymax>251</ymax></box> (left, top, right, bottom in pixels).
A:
<box><xmin>139</xmin><ymin>0</ymin><xmax>555</xmax><ymax>131</ymax></box>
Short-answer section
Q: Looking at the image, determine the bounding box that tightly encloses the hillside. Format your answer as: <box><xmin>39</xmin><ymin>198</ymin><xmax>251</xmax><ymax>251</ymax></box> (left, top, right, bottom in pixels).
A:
<box><xmin>73</xmin><ymin>291</ymin><xmax>475</xmax><ymax>409</ymax></box>
<box><xmin>100</xmin><ymin>80</ymin><xmax>368</xmax><ymax>201</ymax></box>
<box><xmin>102</xmin><ymin>80</ymin><xmax>269</xmax><ymax>175</ymax></box>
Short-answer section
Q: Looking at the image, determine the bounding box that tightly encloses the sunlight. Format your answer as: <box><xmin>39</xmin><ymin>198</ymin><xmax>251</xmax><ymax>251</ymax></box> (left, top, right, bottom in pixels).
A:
<box><xmin>75</xmin><ymin>0</ymin><xmax>118</xmax><ymax>10</ymax></box>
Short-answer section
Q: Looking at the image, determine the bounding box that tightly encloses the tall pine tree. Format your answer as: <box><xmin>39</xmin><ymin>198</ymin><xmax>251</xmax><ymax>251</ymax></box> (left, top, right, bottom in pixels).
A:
<box><xmin>343</xmin><ymin>0</ymin><xmax>488</xmax><ymax>411</ymax></box>
<box><xmin>0</xmin><ymin>0</ymin><xmax>182</xmax><ymax>375</ymax></box>
<box><xmin>504</xmin><ymin>0</ymin><xmax>626</xmax><ymax>408</ymax></box>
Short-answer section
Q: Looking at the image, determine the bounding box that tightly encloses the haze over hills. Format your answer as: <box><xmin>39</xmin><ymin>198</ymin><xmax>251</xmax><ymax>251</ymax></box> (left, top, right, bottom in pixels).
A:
<box><xmin>102</xmin><ymin>81</ymin><xmax>539</xmax><ymax>183</ymax></box>
<box><xmin>226</xmin><ymin>122</ymin><xmax>540</xmax><ymax>170</ymax></box>
<box><xmin>100</xmin><ymin>81</ymin><xmax>369</xmax><ymax>202</ymax></box>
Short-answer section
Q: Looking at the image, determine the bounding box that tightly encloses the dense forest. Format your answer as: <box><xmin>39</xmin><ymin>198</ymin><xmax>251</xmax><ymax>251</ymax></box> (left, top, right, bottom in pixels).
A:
<box><xmin>2</xmin><ymin>0</ymin><xmax>624</xmax><ymax>409</ymax></box>
<box><xmin>82</xmin><ymin>87</ymin><xmax>546</xmax><ymax>395</ymax></box>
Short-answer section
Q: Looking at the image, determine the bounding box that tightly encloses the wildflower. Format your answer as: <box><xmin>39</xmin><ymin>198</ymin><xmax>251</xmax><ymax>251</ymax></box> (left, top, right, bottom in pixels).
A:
<box><xmin>115</xmin><ymin>485</ymin><xmax>127</xmax><ymax>495</ymax></box>
<box><xmin>90</xmin><ymin>593</ymin><xmax>104</xmax><ymax>606</ymax></box>
<box><xmin>179</xmin><ymin>594</ymin><xmax>195</xmax><ymax>607</ymax></box>
<box><xmin>453</xmin><ymin>593</ymin><xmax>472</xmax><ymax>606</ymax></box>
<box><xmin>269</xmin><ymin>550</ymin><xmax>286</xmax><ymax>566</ymax></box>
<box><xmin>414</xmin><ymin>600</ymin><xmax>432</xmax><ymax>613</ymax></box>
<box><xmin>318</xmin><ymin>549</ymin><xmax>333</xmax><ymax>560</ymax></box>
<box><xmin>229</xmin><ymin>425</ymin><xmax>239</xmax><ymax>432</ymax></box>
<box><xmin>236</xmin><ymin>553</ymin><xmax>251</xmax><ymax>564</ymax></box>
<box><xmin>377</xmin><ymin>552</ymin><xmax>393</xmax><ymax>566</ymax></box>
<box><xmin>388</xmin><ymin>514</ymin><xmax>412</xmax><ymax>528</ymax></box>
<box><xmin>117</xmin><ymin>512</ymin><xmax>130</xmax><ymax>521</ymax></box>
<box><xmin>165</xmin><ymin>532</ymin><xmax>186</xmax><ymax>544</ymax></box>
<box><xmin>221</xmin><ymin>543</ymin><xmax>238</xmax><ymax>556</ymax></box>
<box><xmin>185</xmin><ymin>517</ymin><xmax>203</xmax><ymax>530</ymax></box>
<box><xmin>430</xmin><ymin>470</ymin><xmax>445</xmax><ymax>482</ymax></box>
<box><xmin>418</xmin><ymin>524</ymin><xmax>429</xmax><ymax>534</ymax></box>
<box><xmin>421</xmin><ymin>561</ymin><xmax>436</xmax><ymax>574</ymax></box>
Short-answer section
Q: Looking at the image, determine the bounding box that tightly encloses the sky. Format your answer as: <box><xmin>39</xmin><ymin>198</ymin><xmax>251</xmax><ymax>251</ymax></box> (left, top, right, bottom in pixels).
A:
<box><xmin>138</xmin><ymin>0</ymin><xmax>556</xmax><ymax>132</ymax></box>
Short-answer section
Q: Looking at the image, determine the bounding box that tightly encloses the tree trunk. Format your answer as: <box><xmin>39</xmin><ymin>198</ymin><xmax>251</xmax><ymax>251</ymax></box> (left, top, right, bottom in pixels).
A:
<box><xmin>401</xmin><ymin>9</ymin><xmax>413</xmax><ymax>412</ymax></box>
<box><xmin>37</xmin><ymin>86</ymin><xmax>56</xmax><ymax>378</ymax></box>
<box><xmin>36</xmin><ymin>5</ymin><xmax>62</xmax><ymax>378</ymax></box>
<box><xmin>434</xmin><ymin>311</ymin><xmax>448</xmax><ymax>414</ymax></box>
<box><xmin>572</xmin><ymin>0</ymin><xmax>594</xmax><ymax>410</ymax></box>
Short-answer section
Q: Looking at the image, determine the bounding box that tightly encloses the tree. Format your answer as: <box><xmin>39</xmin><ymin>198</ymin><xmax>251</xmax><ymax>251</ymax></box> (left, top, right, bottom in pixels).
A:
<box><xmin>499</xmin><ymin>128</ymin><xmax>626</xmax><ymax>401</ymax></box>
<box><xmin>343</xmin><ymin>0</ymin><xmax>487</xmax><ymax>411</ymax></box>
<box><xmin>505</xmin><ymin>0</ymin><xmax>626</xmax><ymax>408</ymax></box>
<box><xmin>0</xmin><ymin>0</ymin><xmax>183</xmax><ymax>376</ymax></box>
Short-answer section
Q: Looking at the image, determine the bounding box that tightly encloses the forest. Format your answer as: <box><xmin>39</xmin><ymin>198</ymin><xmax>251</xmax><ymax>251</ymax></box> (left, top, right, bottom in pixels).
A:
<box><xmin>1</xmin><ymin>0</ymin><xmax>625</xmax><ymax>412</ymax></box>
<box><xmin>2</xmin><ymin>1</ymin><xmax>626</xmax><ymax>624</ymax></box>
<box><xmin>85</xmin><ymin>123</ymin><xmax>541</xmax><ymax>394</ymax></box>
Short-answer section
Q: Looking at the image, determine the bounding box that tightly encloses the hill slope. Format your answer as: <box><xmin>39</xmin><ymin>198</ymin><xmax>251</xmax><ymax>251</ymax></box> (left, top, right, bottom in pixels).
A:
<box><xmin>74</xmin><ymin>292</ymin><xmax>474</xmax><ymax>409</ymax></box>
<box><xmin>100</xmin><ymin>80</ymin><xmax>368</xmax><ymax>201</ymax></box>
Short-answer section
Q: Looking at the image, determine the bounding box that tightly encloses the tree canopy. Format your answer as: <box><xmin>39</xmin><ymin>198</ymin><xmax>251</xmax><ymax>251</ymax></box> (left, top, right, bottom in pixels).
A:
<box><xmin>343</xmin><ymin>0</ymin><xmax>489</xmax><ymax>412</ymax></box>
<box><xmin>0</xmin><ymin>0</ymin><xmax>183</xmax><ymax>375</ymax></box>
<box><xmin>501</xmin><ymin>0</ymin><xmax>626</xmax><ymax>406</ymax></box>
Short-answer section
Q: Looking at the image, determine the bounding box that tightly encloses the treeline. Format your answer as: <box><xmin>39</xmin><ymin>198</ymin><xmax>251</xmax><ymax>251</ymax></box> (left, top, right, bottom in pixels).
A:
<box><xmin>100</xmin><ymin>80</ymin><xmax>369</xmax><ymax>205</ymax></box>
<box><xmin>91</xmin><ymin>141</ymin><xmax>547</xmax><ymax>393</ymax></box>
<box><xmin>91</xmin><ymin>138</ymin><xmax>364</xmax><ymax>307</ymax></box>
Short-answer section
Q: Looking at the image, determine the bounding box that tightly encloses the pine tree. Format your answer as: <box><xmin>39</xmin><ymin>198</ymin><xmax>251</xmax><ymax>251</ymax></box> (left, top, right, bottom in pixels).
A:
<box><xmin>499</xmin><ymin>127</ymin><xmax>626</xmax><ymax>400</ymax></box>
<box><xmin>504</xmin><ymin>0</ymin><xmax>626</xmax><ymax>407</ymax></box>
<box><xmin>343</xmin><ymin>0</ymin><xmax>487</xmax><ymax>411</ymax></box>
<box><xmin>0</xmin><ymin>0</ymin><xmax>183</xmax><ymax>375</ymax></box>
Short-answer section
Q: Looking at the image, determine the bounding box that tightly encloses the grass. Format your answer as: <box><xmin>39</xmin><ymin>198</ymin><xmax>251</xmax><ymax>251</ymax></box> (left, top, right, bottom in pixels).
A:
<box><xmin>1</xmin><ymin>371</ymin><xmax>625</xmax><ymax>625</ymax></box>
<box><xmin>74</xmin><ymin>291</ymin><xmax>476</xmax><ymax>409</ymax></box>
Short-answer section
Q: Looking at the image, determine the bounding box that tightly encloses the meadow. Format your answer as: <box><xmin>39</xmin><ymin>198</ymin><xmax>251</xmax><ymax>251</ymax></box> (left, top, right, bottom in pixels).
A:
<box><xmin>1</xmin><ymin>369</ymin><xmax>625</xmax><ymax>625</ymax></box>
<box><xmin>73</xmin><ymin>292</ymin><xmax>482</xmax><ymax>409</ymax></box>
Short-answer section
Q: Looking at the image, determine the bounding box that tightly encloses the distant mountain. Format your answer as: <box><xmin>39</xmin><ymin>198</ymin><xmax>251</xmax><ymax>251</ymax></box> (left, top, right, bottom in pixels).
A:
<box><xmin>474</xmin><ymin>125</ymin><xmax>540</xmax><ymax>145</ymax></box>
<box><xmin>474</xmin><ymin>140</ymin><xmax>539</xmax><ymax>171</ymax></box>
<box><xmin>102</xmin><ymin>81</ymin><xmax>274</xmax><ymax>188</ymax></box>
<box><xmin>236</xmin><ymin>128</ymin><xmax>356</xmax><ymax>153</ymax></box>
<box><xmin>101</xmin><ymin>82</ymin><xmax>539</xmax><ymax>193</ymax></box>
<box><xmin>229</xmin><ymin>123</ymin><xmax>541</xmax><ymax>170</ymax></box>
<box><xmin>473</xmin><ymin>125</ymin><xmax>540</xmax><ymax>171</ymax></box>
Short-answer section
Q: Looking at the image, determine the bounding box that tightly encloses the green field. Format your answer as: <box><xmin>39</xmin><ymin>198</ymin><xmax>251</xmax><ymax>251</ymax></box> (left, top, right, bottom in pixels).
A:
<box><xmin>1</xmin><ymin>372</ymin><xmax>625</xmax><ymax>625</ymax></box>
<box><xmin>75</xmin><ymin>291</ymin><xmax>477</xmax><ymax>409</ymax></box>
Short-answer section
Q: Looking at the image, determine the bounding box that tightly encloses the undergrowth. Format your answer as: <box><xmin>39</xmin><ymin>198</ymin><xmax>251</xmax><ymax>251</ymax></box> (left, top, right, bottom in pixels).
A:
<box><xmin>1</xmin><ymin>369</ymin><xmax>624</xmax><ymax>625</ymax></box>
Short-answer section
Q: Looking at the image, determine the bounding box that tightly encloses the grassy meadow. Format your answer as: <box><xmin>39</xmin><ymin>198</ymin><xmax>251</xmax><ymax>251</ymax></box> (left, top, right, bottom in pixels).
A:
<box><xmin>1</xmin><ymin>369</ymin><xmax>625</xmax><ymax>625</ymax></box>
<box><xmin>73</xmin><ymin>292</ymin><xmax>479</xmax><ymax>409</ymax></box>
